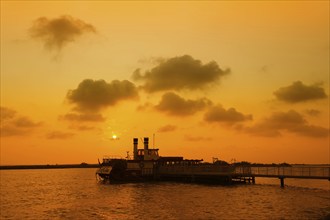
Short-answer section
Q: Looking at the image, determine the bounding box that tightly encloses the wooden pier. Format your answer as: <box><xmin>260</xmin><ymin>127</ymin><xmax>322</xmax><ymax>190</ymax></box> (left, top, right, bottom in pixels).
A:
<box><xmin>157</xmin><ymin>164</ymin><xmax>330</xmax><ymax>187</ymax></box>
<box><xmin>234</xmin><ymin>166</ymin><xmax>330</xmax><ymax>187</ymax></box>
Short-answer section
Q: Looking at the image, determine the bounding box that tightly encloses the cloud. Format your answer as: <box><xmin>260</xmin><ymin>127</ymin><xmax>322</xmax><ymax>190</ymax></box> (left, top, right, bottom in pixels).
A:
<box><xmin>245</xmin><ymin>110</ymin><xmax>329</xmax><ymax>138</ymax></box>
<box><xmin>1</xmin><ymin>125</ymin><xmax>29</xmax><ymax>137</ymax></box>
<box><xmin>59</xmin><ymin>113</ymin><xmax>105</xmax><ymax>122</ymax></box>
<box><xmin>46</xmin><ymin>131</ymin><xmax>74</xmax><ymax>140</ymax></box>
<box><xmin>305</xmin><ymin>109</ymin><xmax>321</xmax><ymax>117</ymax></box>
<box><xmin>66</xmin><ymin>79</ymin><xmax>139</xmax><ymax>112</ymax></box>
<box><xmin>291</xmin><ymin>125</ymin><xmax>329</xmax><ymax>138</ymax></box>
<box><xmin>155</xmin><ymin>92</ymin><xmax>212</xmax><ymax>116</ymax></box>
<box><xmin>13</xmin><ymin>117</ymin><xmax>41</xmax><ymax>127</ymax></box>
<box><xmin>68</xmin><ymin>125</ymin><xmax>95</xmax><ymax>131</ymax></box>
<box><xmin>157</xmin><ymin>124</ymin><xmax>177</xmax><ymax>133</ymax></box>
<box><xmin>185</xmin><ymin>135</ymin><xmax>213</xmax><ymax>142</ymax></box>
<box><xmin>0</xmin><ymin>107</ymin><xmax>42</xmax><ymax>137</ymax></box>
<box><xmin>132</xmin><ymin>55</ymin><xmax>230</xmax><ymax>92</ymax></box>
<box><xmin>204</xmin><ymin>105</ymin><xmax>252</xmax><ymax>125</ymax></box>
<box><xmin>29</xmin><ymin>15</ymin><xmax>96</xmax><ymax>51</ymax></box>
<box><xmin>0</xmin><ymin>107</ymin><xmax>16</xmax><ymax>120</ymax></box>
<box><xmin>274</xmin><ymin>81</ymin><xmax>327</xmax><ymax>103</ymax></box>
<box><xmin>60</xmin><ymin>113</ymin><xmax>102</xmax><ymax>131</ymax></box>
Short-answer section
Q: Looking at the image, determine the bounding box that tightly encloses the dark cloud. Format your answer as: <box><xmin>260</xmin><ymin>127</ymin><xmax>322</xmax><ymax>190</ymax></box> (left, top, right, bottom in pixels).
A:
<box><xmin>157</xmin><ymin>124</ymin><xmax>177</xmax><ymax>133</ymax></box>
<box><xmin>290</xmin><ymin>125</ymin><xmax>329</xmax><ymax>138</ymax></box>
<box><xmin>204</xmin><ymin>105</ymin><xmax>252</xmax><ymax>125</ymax></box>
<box><xmin>185</xmin><ymin>135</ymin><xmax>213</xmax><ymax>142</ymax></box>
<box><xmin>60</xmin><ymin>113</ymin><xmax>105</xmax><ymax>122</ymax></box>
<box><xmin>155</xmin><ymin>92</ymin><xmax>212</xmax><ymax>116</ymax></box>
<box><xmin>69</xmin><ymin>125</ymin><xmax>95</xmax><ymax>131</ymax></box>
<box><xmin>0</xmin><ymin>107</ymin><xmax>42</xmax><ymax>137</ymax></box>
<box><xmin>305</xmin><ymin>109</ymin><xmax>321</xmax><ymax>117</ymax></box>
<box><xmin>29</xmin><ymin>15</ymin><xmax>96</xmax><ymax>51</ymax></box>
<box><xmin>245</xmin><ymin>110</ymin><xmax>329</xmax><ymax>138</ymax></box>
<box><xmin>60</xmin><ymin>113</ymin><xmax>101</xmax><ymax>131</ymax></box>
<box><xmin>13</xmin><ymin>117</ymin><xmax>41</xmax><ymax>127</ymax></box>
<box><xmin>132</xmin><ymin>55</ymin><xmax>230</xmax><ymax>92</ymax></box>
<box><xmin>46</xmin><ymin>131</ymin><xmax>74</xmax><ymax>140</ymax></box>
<box><xmin>0</xmin><ymin>107</ymin><xmax>16</xmax><ymax>120</ymax></box>
<box><xmin>1</xmin><ymin>125</ymin><xmax>29</xmax><ymax>137</ymax></box>
<box><xmin>66</xmin><ymin>79</ymin><xmax>139</xmax><ymax>112</ymax></box>
<box><xmin>274</xmin><ymin>81</ymin><xmax>327</xmax><ymax>103</ymax></box>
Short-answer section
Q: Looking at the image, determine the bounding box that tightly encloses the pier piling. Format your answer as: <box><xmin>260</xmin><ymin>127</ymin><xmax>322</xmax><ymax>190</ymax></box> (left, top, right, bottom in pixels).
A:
<box><xmin>279</xmin><ymin>177</ymin><xmax>285</xmax><ymax>187</ymax></box>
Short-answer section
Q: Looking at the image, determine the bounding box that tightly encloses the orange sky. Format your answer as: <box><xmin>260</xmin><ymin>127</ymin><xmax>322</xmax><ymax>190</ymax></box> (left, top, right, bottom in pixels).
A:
<box><xmin>1</xmin><ymin>1</ymin><xmax>329</xmax><ymax>165</ymax></box>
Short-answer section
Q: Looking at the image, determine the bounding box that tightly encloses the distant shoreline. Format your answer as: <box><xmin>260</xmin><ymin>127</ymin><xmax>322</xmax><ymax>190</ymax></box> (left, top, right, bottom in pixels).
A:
<box><xmin>0</xmin><ymin>164</ymin><xmax>100</xmax><ymax>170</ymax></box>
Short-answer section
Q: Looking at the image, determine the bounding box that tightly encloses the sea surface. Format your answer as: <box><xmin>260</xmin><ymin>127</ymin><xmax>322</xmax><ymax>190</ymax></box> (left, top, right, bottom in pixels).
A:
<box><xmin>0</xmin><ymin>168</ymin><xmax>329</xmax><ymax>220</ymax></box>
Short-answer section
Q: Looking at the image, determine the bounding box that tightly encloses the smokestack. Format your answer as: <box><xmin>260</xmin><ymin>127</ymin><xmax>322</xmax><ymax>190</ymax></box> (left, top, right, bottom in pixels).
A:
<box><xmin>144</xmin><ymin>137</ymin><xmax>149</xmax><ymax>160</ymax></box>
<box><xmin>133</xmin><ymin>138</ymin><xmax>138</xmax><ymax>160</ymax></box>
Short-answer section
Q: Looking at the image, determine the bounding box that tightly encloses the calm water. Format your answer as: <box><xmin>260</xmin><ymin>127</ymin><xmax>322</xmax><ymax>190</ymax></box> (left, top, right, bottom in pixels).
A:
<box><xmin>0</xmin><ymin>168</ymin><xmax>329</xmax><ymax>220</ymax></box>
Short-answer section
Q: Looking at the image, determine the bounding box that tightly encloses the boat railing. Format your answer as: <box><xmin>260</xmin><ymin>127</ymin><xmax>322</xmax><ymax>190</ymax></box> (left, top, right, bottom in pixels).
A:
<box><xmin>101</xmin><ymin>155</ymin><xmax>124</xmax><ymax>164</ymax></box>
<box><xmin>103</xmin><ymin>155</ymin><xmax>124</xmax><ymax>159</ymax></box>
<box><xmin>158</xmin><ymin>164</ymin><xmax>235</xmax><ymax>175</ymax></box>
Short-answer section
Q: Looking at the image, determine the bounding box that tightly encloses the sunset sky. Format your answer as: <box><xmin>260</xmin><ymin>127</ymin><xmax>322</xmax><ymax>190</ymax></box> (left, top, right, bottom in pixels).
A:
<box><xmin>1</xmin><ymin>1</ymin><xmax>329</xmax><ymax>165</ymax></box>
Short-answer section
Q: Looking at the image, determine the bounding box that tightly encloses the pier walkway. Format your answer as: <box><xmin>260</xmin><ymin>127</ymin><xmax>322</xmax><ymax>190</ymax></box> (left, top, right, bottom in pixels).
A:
<box><xmin>234</xmin><ymin>166</ymin><xmax>330</xmax><ymax>187</ymax></box>
<box><xmin>234</xmin><ymin>166</ymin><xmax>330</xmax><ymax>180</ymax></box>
<box><xmin>158</xmin><ymin>164</ymin><xmax>330</xmax><ymax>186</ymax></box>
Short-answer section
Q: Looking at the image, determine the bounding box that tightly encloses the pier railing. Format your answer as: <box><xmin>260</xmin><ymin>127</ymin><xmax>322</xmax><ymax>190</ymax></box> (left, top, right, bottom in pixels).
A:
<box><xmin>158</xmin><ymin>164</ymin><xmax>330</xmax><ymax>180</ymax></box>
<box><xmin>234</xmin><ymin>166</ymin><xmax>330</xmax><ymax>179</ymax></box>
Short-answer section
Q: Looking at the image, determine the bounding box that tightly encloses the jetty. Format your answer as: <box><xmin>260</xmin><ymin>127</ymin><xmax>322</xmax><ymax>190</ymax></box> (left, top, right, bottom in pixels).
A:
<box><xmin>158</xmin><ymin>163</ymin><xmax>330</xmax><ymax>187</ymax></box>
<box><xmin>234</xmin><ymin>166</ymin><xmax>330</xmax><ymax>187</ymax></box>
